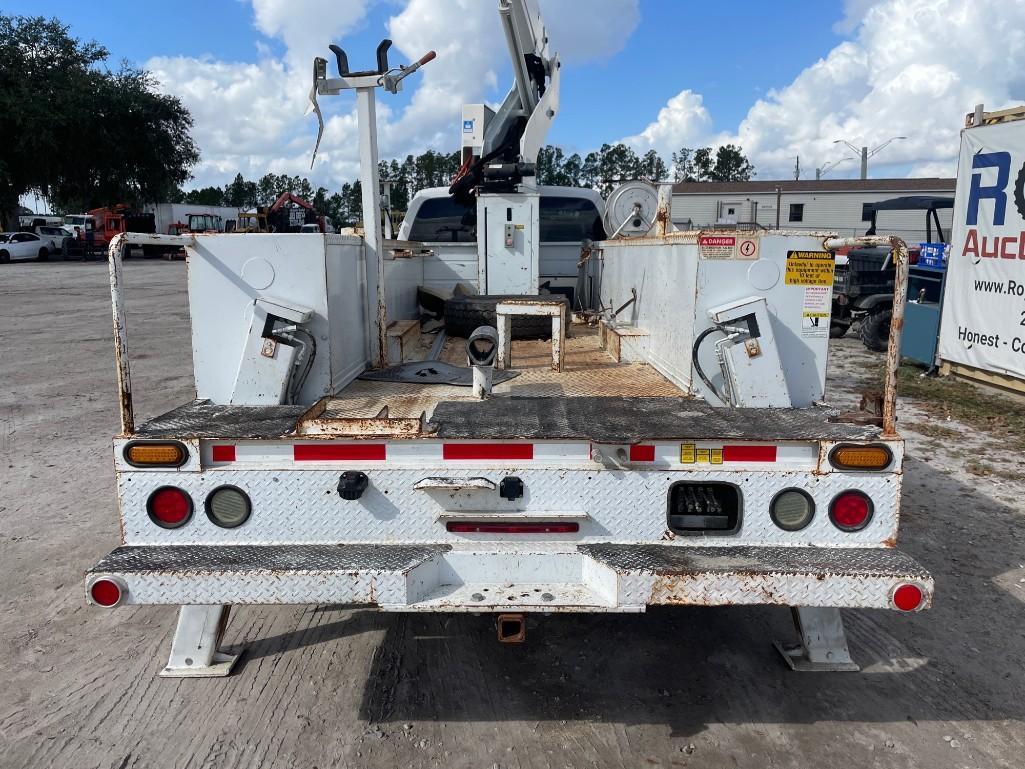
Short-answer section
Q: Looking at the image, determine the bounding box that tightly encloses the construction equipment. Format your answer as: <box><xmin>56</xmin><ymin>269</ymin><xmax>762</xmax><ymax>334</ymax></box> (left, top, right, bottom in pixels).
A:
<box><xmin>87</xmin><ymin>0</ymin><xmax>930</xmax><ymax>678</ymax></box>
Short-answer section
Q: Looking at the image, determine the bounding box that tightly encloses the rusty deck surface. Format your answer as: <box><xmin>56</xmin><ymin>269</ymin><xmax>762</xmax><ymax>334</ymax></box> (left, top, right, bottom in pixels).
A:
<box><xmin>319</xmin><ymin>326</ymin><xmax>684</xmax><ymax>422</ymax></box>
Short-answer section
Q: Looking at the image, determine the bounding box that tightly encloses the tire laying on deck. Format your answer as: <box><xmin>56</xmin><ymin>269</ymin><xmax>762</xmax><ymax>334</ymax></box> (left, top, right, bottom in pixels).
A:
<box><xmin>443</xmin><ymin>294</ymin><xmax>564</xmax><ymax>340</ymax></box>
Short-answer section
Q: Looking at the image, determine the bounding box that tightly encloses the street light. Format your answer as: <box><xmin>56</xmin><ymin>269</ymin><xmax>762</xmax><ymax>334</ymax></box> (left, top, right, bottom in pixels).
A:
<box><xmin>833</xmin><ymin>136</ymin><xmax>907</xmax><ymax>179</ymax></box>
<box><xmin>816</xmin><ymin>157</ymin><xmax>852</xmax><ymax>180</ymax></box>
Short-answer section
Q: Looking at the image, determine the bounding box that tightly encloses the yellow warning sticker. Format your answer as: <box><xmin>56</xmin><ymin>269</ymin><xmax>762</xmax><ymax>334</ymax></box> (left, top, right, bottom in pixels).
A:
<box><xmin>785</xmin><ymin>251</ymin><xmax>835</xmax><ymax>286</ymax></box>
<box><xmin>710</xmin><ymin>449</ymin><xmax>723</xmax><ymax>465</ymax></box>
<box><xmin>696</xmin><ymin>448</ymin><xmax>710</xmax><ymax>463</ymax></box>
<box><xmin>680</xmin><ymin>443</ymin><xmax>696</xmax><ymax>464</ymax></box>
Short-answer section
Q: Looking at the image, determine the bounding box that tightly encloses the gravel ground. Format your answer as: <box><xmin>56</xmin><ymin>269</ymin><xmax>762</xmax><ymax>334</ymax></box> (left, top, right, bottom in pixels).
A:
<box><xmin>2</xmin><ymin>259</ymin><xmax>1024</xmax><ymax>769</ymax></box>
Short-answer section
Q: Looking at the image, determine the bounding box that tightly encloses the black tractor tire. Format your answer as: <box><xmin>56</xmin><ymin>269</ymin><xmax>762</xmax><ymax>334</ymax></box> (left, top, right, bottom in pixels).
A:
<box><xmin>860</xmin><ymin>308</ymin><xmax>892</xmax><ymax>352</ymax></box>
<box><xmin>829</xmin><ymin>320</ymin><xmax>850</xmax><ymax>338</ymax></box>
<box><xmin>443</xmin><ymin>294</ymin><xmax>564</xmax><ymax>340</ymax></box>
<box><xmin>0</xmin><ymin>250</ymin><xmax>10</xmax><ymax>263</ymax></box>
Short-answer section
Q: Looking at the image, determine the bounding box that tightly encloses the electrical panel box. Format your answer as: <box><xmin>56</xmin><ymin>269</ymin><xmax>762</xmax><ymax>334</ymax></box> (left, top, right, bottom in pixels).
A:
<box><xmin>706</xmin><ymin>296</ymin><xmax>790</xmax><ymax>407</ymax></box>
<box><xmin>461</xmin><ymin>104</ymin><xmax>495</xmax><ymax>164</ymax></box>
<box><xmin>477</xmin><ymin>192</ymin><xmax>539</xmax><ymax>294</ymax></box>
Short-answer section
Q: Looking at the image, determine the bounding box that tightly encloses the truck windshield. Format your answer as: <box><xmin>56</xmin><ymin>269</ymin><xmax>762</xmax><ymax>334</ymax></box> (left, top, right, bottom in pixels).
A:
<box><xmin>540</xmin><ymin>196</ymin><xmax>605</xmax><ymax>242</ymax></box>
<box><xmin>408</xmin><ymin>197</ymin><xmax>476</xmax><ymax>243</ymax></box>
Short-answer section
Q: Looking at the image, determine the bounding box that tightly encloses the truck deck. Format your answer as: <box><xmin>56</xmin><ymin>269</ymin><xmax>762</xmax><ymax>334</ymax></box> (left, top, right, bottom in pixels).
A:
<box><xmin>134</xmin><ymin>326</ymin><xmax>880</xmax><ymax>443</ymax></box>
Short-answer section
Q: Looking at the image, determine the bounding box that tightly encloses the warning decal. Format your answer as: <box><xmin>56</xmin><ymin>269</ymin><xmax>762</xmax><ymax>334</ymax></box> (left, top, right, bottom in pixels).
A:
<box><xmin>785</xmin><ymin>250</ymin><xmax>835</xmax><ymax>286</ymax></box>
<box><xmin>801</xmin><ymin>285</ymin><xmax>831</xmax><ymax>338</ymax></box>
<box><xmin>737</xmin><ymin>237</ymin><xmax>760</xmax><ymax>260</ymax></box>
<box><xmin>699</xmin><ymin>235</ymin><xmax>736</xmax><ymax>259</ymax></box>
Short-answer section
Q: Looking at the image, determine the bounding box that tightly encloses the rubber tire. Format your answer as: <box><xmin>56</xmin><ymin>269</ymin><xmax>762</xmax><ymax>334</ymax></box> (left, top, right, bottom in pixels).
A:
<box><xmin>38</xmin><ymin>248</ymin><xmax>49</xmax><ymax>262</ymax></box>
<box><xmin>443</xmin><ymin>294</ymin><xmax>561</xmax><ymax>340</ymax></box>
<box><xmin>860</xmin><ymin>308</ymin><xmax>892</xmax><ymax>352</ymax></box>
<box><xmin>0</xmin><ymin>250</ymin><xmax>9</xmax><ymax>263</ymax></box>
<box><xmin>829</xmin><ymin>320</ymin><xmax>850</xmax><ymax>338</ymax></box>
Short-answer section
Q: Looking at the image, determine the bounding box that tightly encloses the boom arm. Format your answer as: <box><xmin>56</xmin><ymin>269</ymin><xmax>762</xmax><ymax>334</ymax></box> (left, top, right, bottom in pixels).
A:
<box><xmin>483</xmin><ymin>0</ymin><xmax>559</xmax><ymax>164</ymax></box>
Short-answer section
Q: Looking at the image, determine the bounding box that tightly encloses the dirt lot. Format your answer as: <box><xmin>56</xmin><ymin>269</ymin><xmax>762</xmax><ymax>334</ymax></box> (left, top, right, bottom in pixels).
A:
<box><xmin>2</xmin><ymin>259</ymin><xmax>1025</xmax><ymax>769</ymax></box>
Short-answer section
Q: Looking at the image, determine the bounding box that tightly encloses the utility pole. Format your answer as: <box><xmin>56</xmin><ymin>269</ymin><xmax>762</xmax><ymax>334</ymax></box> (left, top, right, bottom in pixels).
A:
<box><xmin>794</xmin><ymin>156</ymin><xmax>801</xmax><ymax>180</ymax></box>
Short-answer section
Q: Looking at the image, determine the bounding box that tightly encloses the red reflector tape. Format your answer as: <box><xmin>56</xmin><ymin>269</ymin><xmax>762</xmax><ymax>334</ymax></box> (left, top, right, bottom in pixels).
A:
<box><xmin>722</xmin><ymin>445</ymin><xmax>777</xmax><ymax>462</ymax></box>
<box><xmin>629</xmin><ymin>445</ymin><xmax>656</xmax><ymax>462</ymax></box>
<box><xmin>211</xmin><ymin>445</ymin><xmax>236</xmax><ymax>462</ymax></box>
<box><xmin>446</xmin><ymin>521</ymin><xmax>578</xmax><ymax>534</ymax></box>
<box><xmin>294</xmin><ymin>444</ymin><xmax>386</xmax><ymax>461</ymax></box>
<box><xmin>443</xmin><ymin>443</ymin><xmax>533</xmax><ymax>460</ymax></box>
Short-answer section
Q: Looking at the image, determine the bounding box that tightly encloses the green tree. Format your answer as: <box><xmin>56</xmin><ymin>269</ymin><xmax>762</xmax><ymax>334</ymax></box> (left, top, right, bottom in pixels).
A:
<box><xmin>183</xmin><ymin>186</ymin><xmax>225</xmax><ymax>206</ymax></box>
<box><xmin>708</xmin><ymin>143</ymin><xmax>755</xmax><ymax>181</ymax></box>
<box><xmin>638</xmin><ymin>149</ymin><xmax>668</xmax><ymax>181</ymax></box>
<box><xmin>223</xmin><ymin>173</ymin><xmax>259</xmax><ymax>208</ymax></box>
<box><xmin>0</xmin><ymin>15</ymin><xmax>197</xmax><ymax>225</ymax></box>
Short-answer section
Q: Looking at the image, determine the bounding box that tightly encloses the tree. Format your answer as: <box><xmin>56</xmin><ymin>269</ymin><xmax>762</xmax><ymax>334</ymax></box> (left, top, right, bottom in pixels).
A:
<box><xmin>670</xmin><ymin>144</ymin><xmax>755</xmax><ymax>183</ymax></box>
<box><xmin>638</xmin><ymin>149</ymin><xmax>668</xmax><ymax>181</ymax></box>
<box><xmin>183</xmin><ymin>186</ymin><xmax>225</xmax><ymax>206</ymax></box>
<box><xmin>0</xmin><ymin>15</ymin><xmax>198</xmax><ymax>225</ymax></box>
<box><xmin>223</xmin><ymin>173</ymin><xmax>259</xmax><ymax>208</ymax></box>
<box><xmin>709</xmin><ymin>144</ymin><xmax>755</xmax><ymax>182</ymax></box>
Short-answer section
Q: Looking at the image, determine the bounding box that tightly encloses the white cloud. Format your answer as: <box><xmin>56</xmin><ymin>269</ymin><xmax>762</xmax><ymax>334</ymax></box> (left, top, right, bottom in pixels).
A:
<box><xmin>619</xmin><ymin>90</ymin><xmax>715</xmax><ymax>156</ymax></box>
<box><xmin>145</xmin><ymin>0</ymin><xmax>640</xmax><ymax>192</ymax></box>
<box><xmin>621</xmin><ymin>0</ymin><xmax>1025</xmax><ymax>181</ymax></box>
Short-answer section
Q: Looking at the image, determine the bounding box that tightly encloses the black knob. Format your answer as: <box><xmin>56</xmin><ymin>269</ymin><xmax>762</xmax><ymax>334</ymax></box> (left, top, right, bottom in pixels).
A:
<box><xmin>337</xmin><ymin>471</ymin><xmax>369</xmax><ymax>500</ymax></box>
<box><xmin>499</xmin><ymin>476</ymin><xmax>524</xmax><ymax>501</ymax></box>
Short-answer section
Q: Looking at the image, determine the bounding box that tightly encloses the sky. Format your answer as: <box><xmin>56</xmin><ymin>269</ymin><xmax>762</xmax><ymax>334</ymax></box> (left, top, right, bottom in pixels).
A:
<box><xmin>8</xmin><ymin>0</ymin><xmax>1025</xmax><ymax>192</ymax></box>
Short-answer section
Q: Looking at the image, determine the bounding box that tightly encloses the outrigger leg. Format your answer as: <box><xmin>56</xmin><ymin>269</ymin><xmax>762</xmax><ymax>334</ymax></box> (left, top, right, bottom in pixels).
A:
<box><xmin>159</xmin><ymin>605</ymin><xmax>240</xmax><ymax>678</ymax></box>
<box><xmin>774</xmin><ymin>607</ymin><xmax>860</xmax><ymax>672</ymax></box>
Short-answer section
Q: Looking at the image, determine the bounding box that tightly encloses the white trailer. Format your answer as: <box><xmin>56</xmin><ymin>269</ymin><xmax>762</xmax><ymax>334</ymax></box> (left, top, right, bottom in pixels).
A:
<box><xmin>146</xmin><ymin>203</ymin><xmax>243</xmax><ymax>235</ymax></box>
<box><xmin>87</xmin><ymin>1</ymin><xmax>930</xmax><ymax>678</ymax></box>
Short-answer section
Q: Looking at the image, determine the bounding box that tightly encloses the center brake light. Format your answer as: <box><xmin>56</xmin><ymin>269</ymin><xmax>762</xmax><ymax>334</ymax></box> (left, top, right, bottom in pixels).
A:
<box><xmin>447</xmin><ymin>522</ymin><xmax>579</xmax><ymax>534</ymax></box>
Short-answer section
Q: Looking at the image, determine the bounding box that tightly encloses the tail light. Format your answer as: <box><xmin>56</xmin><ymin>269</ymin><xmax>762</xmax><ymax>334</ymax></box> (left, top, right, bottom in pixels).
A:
<box><xmin>147</xmin><ymin>486</ymin><xmax>193</xmax><ymax>528</ymax></box>
<box><xmin>205</xmin><ymin>486</ymin><xmax>252</xmax><ymax>528</ymax></box>
<box><xmin>88</xmin><ymin>576</ymin><xmax>126</xmax><ymax>608</ymax></box>
<box><xmin>892</xmin><ymin>583</ymin><xmax>926</xmax><ymax>612</ymax></box>
<box><xmin>829</xmin><ymin>444</ymin><xmax>893</xmax><ymax>471</ymax></box>
<box><xmin>124</xmin><ymin>441</ymin><xmax>188</xmax><ymax>467</ymax></box>
<box><xmin>770</xmin><ymin>488</ymin><xmax>815</xmax><ymax>531</ymax></box>
<box><xmin>829</xmin><ymin>490</ymin><xmax>873</xmax><ymax>531</ymax></box>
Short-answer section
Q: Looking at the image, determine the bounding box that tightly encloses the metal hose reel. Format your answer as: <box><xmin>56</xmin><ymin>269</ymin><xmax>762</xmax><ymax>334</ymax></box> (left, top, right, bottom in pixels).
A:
<box><xmin>604</xmin><ymin>180</ymin><xmax>659</xmax><ymax>238</ymax></box>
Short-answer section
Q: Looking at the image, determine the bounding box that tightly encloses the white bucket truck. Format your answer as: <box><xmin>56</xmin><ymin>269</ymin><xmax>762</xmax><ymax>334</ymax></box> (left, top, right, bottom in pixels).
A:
<box><xmin>87</xmin><ymin>0</ymin><xmax>930</xmax><ymax>677</ymax></box>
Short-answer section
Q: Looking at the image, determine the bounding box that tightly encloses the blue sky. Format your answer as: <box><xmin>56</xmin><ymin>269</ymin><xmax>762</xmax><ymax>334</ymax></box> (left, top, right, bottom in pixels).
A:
<box><xmin>8</xmin><ymin>1</ymin><xmax>1022</xmax><ymax>190</ymax></box>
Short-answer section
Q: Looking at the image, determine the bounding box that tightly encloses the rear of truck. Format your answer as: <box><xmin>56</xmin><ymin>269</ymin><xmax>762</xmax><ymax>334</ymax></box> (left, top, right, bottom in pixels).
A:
<box><xmin>86</xmin><ymin>227</ymin><xmax>930</xmax><ymax>676</ymax></box>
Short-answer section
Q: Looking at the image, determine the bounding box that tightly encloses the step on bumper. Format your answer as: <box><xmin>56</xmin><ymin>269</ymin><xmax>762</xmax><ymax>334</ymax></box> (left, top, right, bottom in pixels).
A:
<box><xmin>87</xmin><ymin>543</ymin><xmax>932</xmax><ymax>613</ymax></box>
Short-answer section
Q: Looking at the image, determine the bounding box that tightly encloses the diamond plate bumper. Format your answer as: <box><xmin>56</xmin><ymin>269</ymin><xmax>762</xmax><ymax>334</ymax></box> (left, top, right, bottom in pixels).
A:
<box><xmin>87</xmin><ymin>543</ymin><xmax>931</xmax><ymax>613</ymax></box>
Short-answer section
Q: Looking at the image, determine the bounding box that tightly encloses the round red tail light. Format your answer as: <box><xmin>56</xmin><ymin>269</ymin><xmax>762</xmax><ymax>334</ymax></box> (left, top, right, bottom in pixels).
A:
<box><xmin>829</xmin><ymin>490</ymin><xmax>873</xmax><ymax>531</ymax></box>
<box><xmin>147</xmin><ymin>486</ymin><xmax>193</xmax><ymax>528</ymax></box>
<box><xmin>892</xmin><ymin>583</ymin><xmax>925</xmax><ymax>612</ymax></box>
<box><xmin>89</xmin><ymin>577</ymin><xmax>126</xmax><ymax>607</ymax></box>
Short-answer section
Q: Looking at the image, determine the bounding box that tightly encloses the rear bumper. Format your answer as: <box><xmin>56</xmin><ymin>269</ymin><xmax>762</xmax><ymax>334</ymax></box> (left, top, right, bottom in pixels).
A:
<box><xmin>87</xmin><ymin>543</ymin><xmax>932</xmax><ymax>613</ymax></box>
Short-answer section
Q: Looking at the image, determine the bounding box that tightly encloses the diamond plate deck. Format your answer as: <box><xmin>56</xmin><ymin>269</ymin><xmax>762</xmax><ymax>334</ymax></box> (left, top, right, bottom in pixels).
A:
<box><xmin>134</xmin><ymin>401</ymin><xmax>307</xmax><ymax>439</ymax></box>
<box><xmin>90</xmin><ymin>543</ymin><xmax>449</xmax><ymax>573</ymax></box>
<box><xmin>428</xmin><ymin>398</ymin><xmax>880</xmax><ymax>442</ymax></box>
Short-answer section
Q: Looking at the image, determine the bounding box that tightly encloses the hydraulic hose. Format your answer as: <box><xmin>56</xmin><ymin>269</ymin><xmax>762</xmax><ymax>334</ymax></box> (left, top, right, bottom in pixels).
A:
<box><xmin>692</xmin><ymin>325</ymin><xmax>727</xmax><ymax>405</ymax></box>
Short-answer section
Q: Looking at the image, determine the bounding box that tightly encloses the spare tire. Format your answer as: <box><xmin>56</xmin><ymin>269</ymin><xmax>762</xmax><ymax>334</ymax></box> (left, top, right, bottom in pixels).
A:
<box><xmin>443</xmin><ymin>294</ymin><xmax>565</xmax><ymax>340</ymax></box>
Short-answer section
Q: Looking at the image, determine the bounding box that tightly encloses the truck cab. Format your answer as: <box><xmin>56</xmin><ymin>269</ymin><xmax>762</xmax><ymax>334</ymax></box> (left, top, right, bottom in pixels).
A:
<box><xmin>398</xmin><ymin>185</ymin><xmax>605</xmax><ymax>302</ymax></box>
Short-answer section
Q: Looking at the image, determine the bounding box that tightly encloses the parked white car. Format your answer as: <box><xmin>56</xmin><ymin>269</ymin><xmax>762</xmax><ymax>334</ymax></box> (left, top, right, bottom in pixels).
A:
<box><xmin>0</xmin><ymin>232</ymin><xmax>50</xmax><ymax>262</ymax></box>
<box><xmin>36</xmin><ymin>225</ymin><xmax>74</xmax><ymax>254</ymax></box>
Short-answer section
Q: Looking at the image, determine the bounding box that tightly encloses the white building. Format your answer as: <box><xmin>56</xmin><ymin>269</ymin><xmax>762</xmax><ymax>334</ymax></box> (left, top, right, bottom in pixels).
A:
<box><xmin>672</xmin><ymin>178</ymin><xmax>956</xmax><ymax>243</ymax></box>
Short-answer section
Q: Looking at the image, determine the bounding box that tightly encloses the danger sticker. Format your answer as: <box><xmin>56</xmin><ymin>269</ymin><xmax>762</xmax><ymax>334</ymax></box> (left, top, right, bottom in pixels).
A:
<box><xmin>699</xmin><ymin>235</ymin><xmax>736</xmax><ymax>259</ymax></box>
<box><xmin>785</xmin><ymin>251</ymin><xmax>835</xmax><ymax>286</ymax></box>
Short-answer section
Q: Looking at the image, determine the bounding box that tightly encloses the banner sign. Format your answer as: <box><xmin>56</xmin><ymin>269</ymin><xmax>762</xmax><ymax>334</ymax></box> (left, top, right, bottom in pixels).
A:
<box><xmin>938</xmin><ymin>119</ymin><xmax>1025</xmax><ymax>380</ymax></box>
